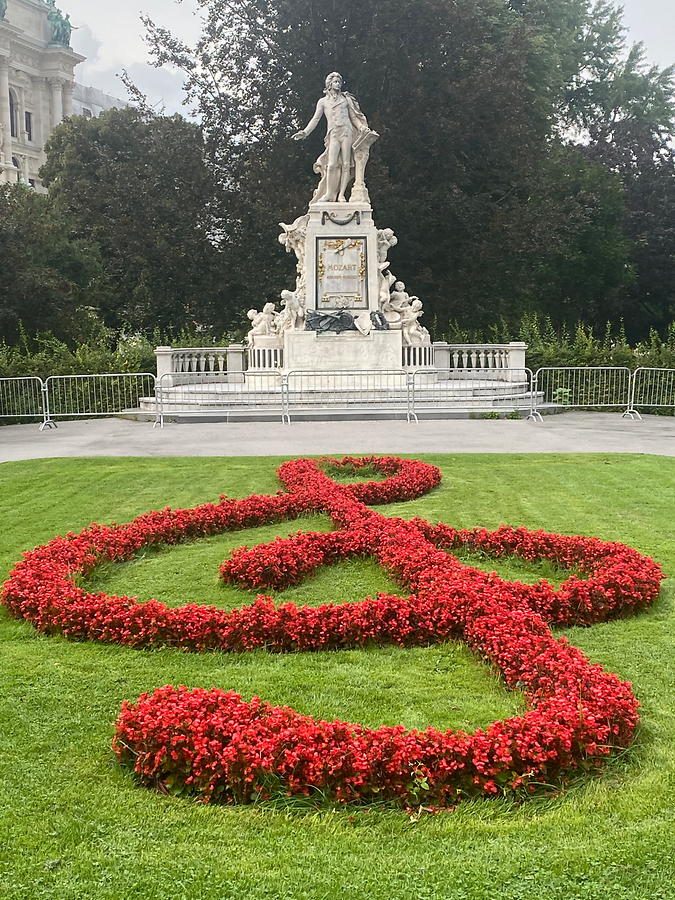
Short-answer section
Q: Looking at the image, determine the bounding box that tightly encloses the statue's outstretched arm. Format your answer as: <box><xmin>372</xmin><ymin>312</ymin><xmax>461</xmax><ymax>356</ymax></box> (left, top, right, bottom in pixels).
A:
<box><xmin>292</xmin><ymin>99</ymin><xmax>324</xmax><ymax>140</ymax></box>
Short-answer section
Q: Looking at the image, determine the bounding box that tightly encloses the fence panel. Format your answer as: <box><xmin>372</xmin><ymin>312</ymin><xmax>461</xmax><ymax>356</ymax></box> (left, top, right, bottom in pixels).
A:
<box><xmin>410</xmin><ymin>368</ymin><xmax>534</xmax><ymax>420</ymax></box>
<box><xmin>46</xmin><ymin>374</ymin><xmax>156</xmax><ymax>421</ymax></box>
<box><xmin>284</xmin><ymin>370</ymin><xmax>411</xmax><ymax>422</ymax></box>
<box><xmin>0</xmin><ymin>377</ymin><xmax>47</xmax><ymax>427</ymax></box>
<box><xmin>532</xmin><ymin>367</ymin><xmax>631</xmax><ymax>417</ymax></box>
<box><xmin>629</xmin><ymin>367</ymin><xmax>675</xmax><ymax>418</ymax></box>
<box><xmin>155</xmin><ymin>371</ymin><xmax>286</xmax><ymax>425</ymax></box>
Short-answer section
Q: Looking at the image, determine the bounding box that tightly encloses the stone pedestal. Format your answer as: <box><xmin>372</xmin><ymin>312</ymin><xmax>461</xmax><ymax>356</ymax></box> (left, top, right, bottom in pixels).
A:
<box><xmin>285</xmin><ymin>329</ymin><xmax>402</xmax><ymax>371</ymax></box>
<box><xmin>304</xmin><ymin>201</ymin><xmax>381</xmax><ymax>318</ymax></box>
<box><xmin>247</xmin><ymin>335</ymin><xmax>284</xmax><ymax>371</ymax></box>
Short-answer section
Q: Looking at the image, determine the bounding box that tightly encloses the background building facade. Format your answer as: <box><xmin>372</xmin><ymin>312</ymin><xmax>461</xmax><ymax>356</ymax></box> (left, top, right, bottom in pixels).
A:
<box><xmin>1</xmin><ymin>0</ymin><xmax>120</xmax><ymax>188</ymax></box>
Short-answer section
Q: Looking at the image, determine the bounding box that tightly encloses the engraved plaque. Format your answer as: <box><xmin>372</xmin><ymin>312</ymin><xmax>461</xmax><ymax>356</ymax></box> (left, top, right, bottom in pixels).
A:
<box><xmin>316</xmin><ymin>237</ymin><xmax>368</xmax><ymax>310</ymax></box>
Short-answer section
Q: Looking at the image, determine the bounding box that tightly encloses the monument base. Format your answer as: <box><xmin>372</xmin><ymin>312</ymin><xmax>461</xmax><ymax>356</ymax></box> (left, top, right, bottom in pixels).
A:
<box><xmin>284</xmin><ymin>329</ymin><xmax>402</xmax><ymax>371</ymax></box>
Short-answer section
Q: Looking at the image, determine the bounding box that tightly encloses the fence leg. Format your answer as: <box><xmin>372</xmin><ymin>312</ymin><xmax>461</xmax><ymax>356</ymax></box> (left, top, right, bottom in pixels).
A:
<box><xmin>281</xmin><ymin>376</ymin><xmax>291</xmax><ymax>425</ymax></box>
<box><xmin>406</xmin><ymin>374</ymin><xmax>418</xmax><ymax>423</ymax></box>
<box><xmin>38</xmin><ymin>381</ymin><xmax>56</xmax><ymax>431</ymax></box>
<box><xmin>152</xmin><ymin>378</ymin><xmax>164</xmax><ymax>428</ymax></box>
<box><xmin>526</xmin><ymin>372</ymin><xmax>543</xmax><ymax>422</ymax></box>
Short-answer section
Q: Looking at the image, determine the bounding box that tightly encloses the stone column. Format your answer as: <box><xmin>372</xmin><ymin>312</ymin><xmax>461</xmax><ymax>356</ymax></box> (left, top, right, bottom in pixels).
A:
<box><xmin>226</xmin><ymin>344</ymin><xmax>246</xmax><ymax>383</ymax></box>
<box><xmin>432</xmin><ymin>341</ymin><xmax>451</xmax><ymax>380</ymax></box>
<box><xmin>506</xmin><ymin>342</ymin><xmax>528</xmax><ymax>382</ymax></box>
<box><xmin>48</xmin><ymin>77</ymin><xmax>63</xmax><ymax>128</ymax></box>
<box><xmin>62</xmin><ymin>81</ymin><xmax>74</xmax><ymax>118</ymax></box>
<box><xmin>154</xmin><ymin>346</ymin><xmax>175</xmax><ymax>388</ymax></box>
<box><xmin>0</xmin><ymin>58</ymin><xmax>12</xmax><ymax>165</ymax></box>
<box><xmin>18</xmin><ymin>87</ymin><xmax>28</xmax><ymax>143</ymax></box>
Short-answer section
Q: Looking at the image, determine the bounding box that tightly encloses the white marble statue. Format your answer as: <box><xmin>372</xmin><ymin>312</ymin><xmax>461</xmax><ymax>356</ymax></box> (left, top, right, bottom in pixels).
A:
<box><xmin>278</xmin><ymin>213</ymin><xmax>309</xmax><ymax>307</ymax></box>
<box><xmin>278</xmin><ymin>289</ymin><xmax>305</xmax><ymax>331</ymax></box>
<box><xmin>400</xmin><ymin>299</ymin><xmax>430</xmax><ymax>345</ymax></box>
<box><xmin>377</xmin><ymin>228</ymin><xmax>398</xmax><ymax>263</ymax></box>
<box><xmin>293</xmin><ymin>72</ymin><xmax>379</xmax><ymax>203</ymax></box>
<box><xmin>246</xmin><ymin>303</ymin><xmax>278</xmax><ymax>346</ymax></box>
<box><xmin>390</xmin><ymin>281</ymin><xmax>419</xmax><ymax>311</ymax></box>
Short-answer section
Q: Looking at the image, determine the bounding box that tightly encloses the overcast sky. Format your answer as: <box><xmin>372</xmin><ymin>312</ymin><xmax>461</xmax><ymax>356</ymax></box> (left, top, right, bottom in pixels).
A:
<box><xmin>61</xmin><ymin>0</ymin><xmax>675</xmax><ymax>117</ymax></box>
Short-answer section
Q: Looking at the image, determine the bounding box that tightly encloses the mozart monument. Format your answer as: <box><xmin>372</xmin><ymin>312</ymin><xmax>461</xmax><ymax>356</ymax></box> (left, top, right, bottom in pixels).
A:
<box><xmin>246</xmin><ymin>71</ymin><xmax>432</xmax><ymax>371</ymax></box>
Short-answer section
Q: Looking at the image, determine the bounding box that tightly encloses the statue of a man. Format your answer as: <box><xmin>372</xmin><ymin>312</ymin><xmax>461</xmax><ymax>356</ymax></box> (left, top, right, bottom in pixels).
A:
<box><xmin>293</xmin><ymin>72</ymin><xmax>375</xmax><ymax>203</ymax></box>
<box><xmin>0</xmin><ymin>0</ymin><xmax>8</xmax><ymax>21</ymax></box>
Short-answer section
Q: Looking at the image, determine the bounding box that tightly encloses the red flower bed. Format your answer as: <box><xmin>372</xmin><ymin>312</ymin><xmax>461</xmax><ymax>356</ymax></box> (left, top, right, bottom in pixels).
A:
<box><xmin>1</xmin><ymin>455</ymin><xmax>664</xmax><ymax>807</ymax></box>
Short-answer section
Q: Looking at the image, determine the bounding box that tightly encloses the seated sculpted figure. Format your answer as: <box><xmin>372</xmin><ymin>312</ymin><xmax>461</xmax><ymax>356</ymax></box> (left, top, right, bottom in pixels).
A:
<box><xmin>246</xmin><ymin>303</ymin><xmax>277</xmax><ymax>346</ymax></box>
<box><xmin>389</xmin><ymin>281</ymin><xmax>418</xmax><ymax>311</ymax></box>
<box><xmin>400</xmin><ymin>299</ymin><xmax>430</xmax><ymax>346</ymax></box>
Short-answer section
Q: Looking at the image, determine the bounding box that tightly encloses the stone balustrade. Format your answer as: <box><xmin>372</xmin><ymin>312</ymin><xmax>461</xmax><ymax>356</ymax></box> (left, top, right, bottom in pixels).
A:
<box><xmin>402</xmin><ymin>344</ymin><xmax>434</xmax><ymax>368</ymax></box>
<box><xmin>432</xmin><ymin>342</ymin><xmax>528</xmax><ymax>380</ymax></box>
<box><xmin>248</xmin><ymin>345</ymin><xmax>285</xmax><ymax>370</ymax></box>
<box><xmin>155</xmin><ymin>341</ymin><xmax>527</xmax><ymax>381</ymax></box>
<box><xmin>155</xmin><ymin>345</ymin><xmax>246</xmax><ymax>386</ymax></box>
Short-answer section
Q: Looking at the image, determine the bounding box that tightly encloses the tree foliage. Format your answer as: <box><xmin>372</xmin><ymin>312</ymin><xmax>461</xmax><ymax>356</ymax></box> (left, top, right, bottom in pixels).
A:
<box><xmin>140</xmin><ymin>0</ymin><xmax>675</xmax><ymax>337</ymax></box>
<box><xmin>40</xmin><ymin>107</ymin><xmax>237</xmax><ymax>337</ymax></box>
<box><xmin>7</xmin><ymin>0</ymin><xmax>672</xmax><ymax>348</ymax></box>
<box><xmin>0</xmin><ymin>183</ymin><xmax>108</xmax><ymax>345</ymax></box>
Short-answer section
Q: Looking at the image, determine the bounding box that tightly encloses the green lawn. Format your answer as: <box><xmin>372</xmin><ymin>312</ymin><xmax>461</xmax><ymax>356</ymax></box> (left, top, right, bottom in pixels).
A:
<box><xmin>1</xmin><ymin>453</ymin><xmax>674</xmax><ymax>899</ymax></box>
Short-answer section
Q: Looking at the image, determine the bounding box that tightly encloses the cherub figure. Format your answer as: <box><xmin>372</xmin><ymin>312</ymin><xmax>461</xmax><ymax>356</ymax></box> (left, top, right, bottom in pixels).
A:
<box><xmin>246</xmin><ymin>303</ymin><xmax>277</xmax><ymax>345</ymax></box>
<box><xmin>400</xmin><ymin>299</ymin><xmax>430</xmax><ymax>345</ymax></box>
<box><xmin>279</xmin><ymin>289</ymin><xmax>305</xmax><ymax>331</ymax></box>
<box><xmin>389</xmin><ymin>281</ymin><xmax>418</xmax><ymax>311</ymax></box>
<box><xmin>377</xmin><ymin>228</ymin><xmax>398</xmax><ymax>264</ymax></box>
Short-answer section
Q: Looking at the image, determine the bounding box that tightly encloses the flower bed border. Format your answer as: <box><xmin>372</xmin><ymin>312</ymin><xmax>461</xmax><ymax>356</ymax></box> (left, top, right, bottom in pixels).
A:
<box><xmin>1</xmin><ymin>456</ymin><xmax>664</xmax><ymax>807</ymax></box>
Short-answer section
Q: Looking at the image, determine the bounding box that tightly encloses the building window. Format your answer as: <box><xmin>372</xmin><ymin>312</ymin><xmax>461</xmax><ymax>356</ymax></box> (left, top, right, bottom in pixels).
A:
<box><xmin>82</xmin><ymin>107</ymin><xmax>92</xmax><ymax>119</ymax></box>
<box><xmin>12</xmin><ymin>156</ymin><xmax>21</xmax><ymax>179</ymax></box>
<box><xmin>25</xmin><ymin>111</ymin><xmax>32</xmax><ymax>142</ymax></box>
<box><xmin>9</xmin><ymin>90</ymin><xmax>18</xmax><ymax>138</ymax></box>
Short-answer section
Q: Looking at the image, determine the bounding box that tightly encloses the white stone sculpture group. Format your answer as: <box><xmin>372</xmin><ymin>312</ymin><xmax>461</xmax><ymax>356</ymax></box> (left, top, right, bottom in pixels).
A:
<box><xmin>247</xmin><ymin>71</ymin><xmax>430</xmax><ymax>349</ymax></box>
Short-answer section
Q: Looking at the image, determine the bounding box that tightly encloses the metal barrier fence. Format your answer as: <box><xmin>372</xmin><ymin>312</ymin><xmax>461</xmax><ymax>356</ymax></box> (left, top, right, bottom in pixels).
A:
<box><xmin>531</xmin><ymin>367</ymin><xmax>633</xmax><ymax>420</ymax></box>
<box><xmin>11</xmin><ymin>365</ymin><xmax>675</xmax><ymax>429</ymax></box>
<box><xmin>154</xmin><ymin>371</ymin><xmax>286</xmax><ymax>426</ymax></box>
<box><xmin>45</xmin><ymin>374</ymin><xmax>156</xmax><ymax>424</ymax></box>
<box><xmin>284</xmin><ymin>369</ymin><xmax>411</xmax><ymax>422</ymax></box>
<box><xmin>411</xmin><ymin>368</ymin><xmax>534</xmax><ymax>421</ymax></box>
<box><xmin>628</xmin><ymin>367</ymin><xmax>675</xmax><ymax>419</ymax></box>
<box><xmin>0</xmin><ymin>376</ymin><xmax>49</xmax><ymax>428</ymax></box>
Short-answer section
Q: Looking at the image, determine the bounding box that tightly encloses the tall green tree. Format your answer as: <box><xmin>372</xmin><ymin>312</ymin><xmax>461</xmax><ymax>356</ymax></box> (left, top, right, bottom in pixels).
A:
<box><xmin>141</xmin><ymin>0</ymin><xmax>640</xmax><ymax>335</ymax></box>
<box><xmin>40</xmin><ymin>107</ymin><xmax>237</xmax><ymax>336</ymax></box>
<box><xmin>0</xmin><ymin>183</ymin><xmax>108</xmax><ymax>345</ymax></box>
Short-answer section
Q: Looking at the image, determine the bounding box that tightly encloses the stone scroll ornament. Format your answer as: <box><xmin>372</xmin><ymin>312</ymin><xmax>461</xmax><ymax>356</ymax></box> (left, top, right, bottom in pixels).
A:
<box><xmin>1</xmin><ymin>458</ymin><xmax>664</xmax><ymax>808</ymax></box>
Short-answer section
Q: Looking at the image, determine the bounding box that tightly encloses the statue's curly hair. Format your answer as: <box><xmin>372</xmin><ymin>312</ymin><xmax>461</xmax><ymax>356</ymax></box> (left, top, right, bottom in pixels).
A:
<box><xmin>324</xmin><ymin>72</ymin><xmax>343</xmax><ymax>92</ymax></box>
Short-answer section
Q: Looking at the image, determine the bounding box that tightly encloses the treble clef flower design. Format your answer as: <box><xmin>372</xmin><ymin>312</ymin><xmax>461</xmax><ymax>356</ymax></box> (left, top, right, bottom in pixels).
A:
<box><xmin>1</xmin><ymin>457</ymin><xmax>664</xmax><ymax>808</ymax></box>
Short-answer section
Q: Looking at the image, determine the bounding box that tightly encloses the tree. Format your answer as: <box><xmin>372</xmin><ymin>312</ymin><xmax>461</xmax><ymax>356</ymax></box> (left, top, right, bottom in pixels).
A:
<box><xmin>40</xmin><ymin>107</ymin><xmax>237</xmax><ymax>337</ymax></box>
<box><xmin>0</xmin><ymin>183</ymin><xmax>108</xmax><ymax>345</ymax></box>
<box><xmin>553</xmin><ymin>1</ymin><xmax>675</xmax><ymax>339</ymax></box>
<box><xmin>140</xmin><ymin>0</ymin><xmax>640</xmax><ymax>336</ymax></box>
